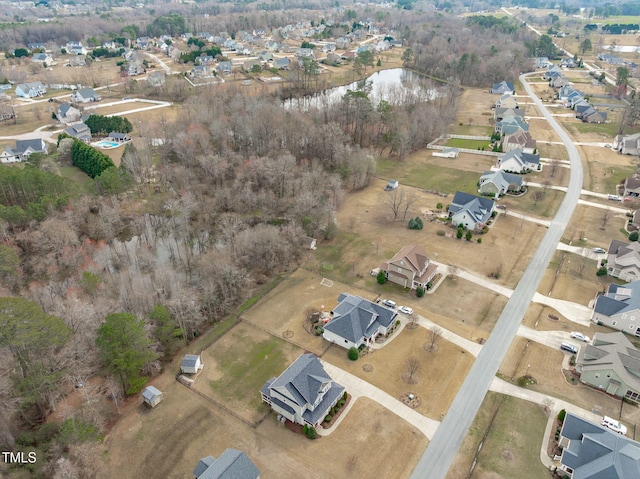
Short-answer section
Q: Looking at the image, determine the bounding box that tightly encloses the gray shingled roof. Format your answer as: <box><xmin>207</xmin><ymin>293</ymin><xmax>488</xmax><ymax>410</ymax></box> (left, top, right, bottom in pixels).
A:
<box><xmin>448</xmin><ymin>191</ymin><xmax>495</xmax><ymax>225</ymax></box>
<box><xmin>324</xmin><ymin>293</ymin><xmax>397</xmax><ymax>344</ymax></box>
<box><xmin>141</xmin><ymin>385</ymin><xmax>162</xmax><ymax>402</ymax></box>
<box><xmin>479</xmin><ymin>170</ymin><xmax>523</xmax><ymax>193</ymax></box>
<box><xmin>594</xmin><ymin>281</ymin><xmax>640</xmax><ymax>317</ymax></box>
<box><xmin>14</xmin><ymin>139</ymin><xmax>46</xmax><ymax>155</ymax></box>
<box><xmin>560</xmin><ymin>412</ymin><xmax>640</xmax><ymax>479</ymax></box>
<box><xmin>268</xmin><ymin>353</ymin><xmax>332</xmax><ymax>408</ymax></box>
<box><xmin>577</xmin><ymin>332</ymin><xmax>640</xmax><ymax>395</ymax></box>
<box><xmin>181</xmin><ymin>354</ymin><xmax>200</xmax><ymax>369</ymax></box>
<box><xmin>194</xmin><ymin>449</ymin><xmax>260</xmax><ymax>479</ymax></box>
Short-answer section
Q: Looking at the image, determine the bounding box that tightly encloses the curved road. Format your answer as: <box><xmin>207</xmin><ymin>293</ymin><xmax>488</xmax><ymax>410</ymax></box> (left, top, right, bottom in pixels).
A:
<box><xmin>409</xmin><ymin>73</ymin><xmax>584</xmax><ymax>479</ymax></box>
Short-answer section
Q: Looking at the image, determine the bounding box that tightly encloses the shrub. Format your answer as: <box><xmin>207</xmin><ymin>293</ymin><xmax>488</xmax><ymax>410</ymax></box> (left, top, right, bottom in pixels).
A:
<box><xmin>396</xmin><ymin>319</ymin><xmax>401</xmax><ymax>327</ymax></box>
<box><xmin>596</xmin><ymin>266</ymin><xmax>608</xmax><ymax>277</ymax></box>
<box><xmin>630</xmin><ymin>230</ymin><xmax>639</xmax><ymax>241</ymax></box>
<box><xmin>325</xmin><ymin>415</ymin><xmax>332</xmax><ymax>422</ymax></box>
<box><xmin>436</xmin><ymin>202</ymin><xmax>443</xmax><ymax>210</ymax></box>
<box><xmin>465</xmin><ymin>231</ymin><xmax>472</xmax><ymax>241</ymax></box>
<box><xmin>303</xmin><ymin>424</ymin><xmax>309</xmax><ymax>434</ymax></box>
<box><xmin>557</xmin><ymin>409</ymin><xmax>566</xmax><ymax>422</ymax></box>
<box><xmin>456</xmin><ymin>229</ymin><xmax>463</xmax><ymax>239</ymax></box>
<box><xmin>416</xmin><ymin>286</ymin><xmax>425</xmax><ymax>297</ymax></box>
<box><xmin>376</xmin><ymin>270</ymin><xmax>386</xmax><ymax>285</ymax></box>
<box><xmin>340</xmin><ymin>399</ymin><xmax>345</xmax><ymax>406</ymax></box>
<box><xmin>315</xmin><ymin>326</ymin><xmax>324</xmax><ymax>336</ymax></box>
<box><xmin>343</xmin><ymin>391</ymin><xmax>348</xmax><ymax>401</ymax></box>
<box><xmin>436</xmin><ymin>229</ymin><xmax>446</xmax><ymax>237</ymax></box>
<box><xmin>477</xmin><ymin>238</ymin><xmax>482</xmax><ymax>243</ymax></box>
<box><xmin>408</xmin><ymin>217</ymin><xmax>424</xmax><ymax>230</ymax></box>
<box><xmin>348</xmin><ymin>347</ymin><xmax>359</xmax><ymax>361</ymax></box>
<box><xmin>306</xmin><ymin>426</ymin><xmax>317</xmax><ymax>439</ymax></box>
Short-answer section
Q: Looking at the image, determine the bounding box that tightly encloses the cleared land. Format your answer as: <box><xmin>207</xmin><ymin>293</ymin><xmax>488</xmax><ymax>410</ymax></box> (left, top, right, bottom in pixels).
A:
<box><xmin>194</xmin><ymin>321</ymin><xmax>304</xmax><ymax>424</ymax></box>
<box><xmin>538</xmin><ymin>250</ymin><xmax>604</xmax><ymax>306</ymax></box>
<box><xmin>561</xmin><ymin>204</ymin><xmax>631</xmax><ymax>247</ymax></box>
<box><xmin>323</xmin><ymin>324</ymin><xmax>475</xmax><ymax>420</ymax></box>
<box><xmin>447</xmin><ymin>393</ymin><xmax>549</xmax><ymax>479</ymax></box>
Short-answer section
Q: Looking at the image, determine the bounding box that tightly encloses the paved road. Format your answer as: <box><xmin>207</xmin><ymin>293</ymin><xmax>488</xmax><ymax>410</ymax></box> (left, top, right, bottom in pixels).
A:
<box><xmin>409</xmin><ymin>72</ymin><xmax>584</xmax><ymax>479</ymax></box>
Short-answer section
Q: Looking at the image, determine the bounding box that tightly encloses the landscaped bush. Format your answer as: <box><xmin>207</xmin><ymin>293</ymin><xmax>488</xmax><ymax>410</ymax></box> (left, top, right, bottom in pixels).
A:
<box><xmin>596</xmin><ymin>266</ymin><xmax>608</xmax><ymax>276</ymax></box>
<box><xmin>325</xmin><ymin>415</ymin><xmax>332</xmax><ymax>422</ymax></box>
<box><xmin>437</xmin><ymin>230</ymin><xmax>446</xmax><ymax>236</ymax></box>
<box><xmin>395</xmin><ymin>319</ymin><xmax>401</xmax><ymax>327</ymax></box>
<box><xmin>465</xmin><ymin>231</ymin><xmax>472</xmax><ymax>241</ymax></box>
<box><xmin>630</xmin><ymin>230</ymin><xmax>639</xmax><ymax>241</ymax></box>
<box><xmin>348</xmin><ymin>347</ymin><xmax>359</xmax><ymax>361</ymax></box>
<box><xmin>306</xmin><ymin>427</ymin><xmax>317</xmax><ymax>439</ymax></box>
<box><xmin>408</xmin><ymin>217</ymin><xmax>424</xmax><ymax>230</ymax></box>
<box><xmin>557</xmin><ymin>409</ymin><xmax>566</xmax><ymax>422</ymax></box>
<box><xmin>477</xmin><ymin>238</ymin><xmax>482</xmax><ymax>243</ymax></box>
<box><xmin>376</xmin><ymin>270</ymin><xmax>386</xmax><ymax>284</ymax></box>
<box><xmin>456</xmin><ymin>229</ymin><xmax>463</xmax><ymax>239</ymax></box>
<box><xmin>339</xmin><ymin>399</ymin><xmax>345</xmax><ymax>406</ymax></box>
<box><xmin>416</xmin><ymin>286</ymin><xmax>425</xmax><ymax>298</ymax></box>
<box><xmin>343</xmin><ymin>391</ymin><xmax>348</xmax><ymax>401</ymax></box>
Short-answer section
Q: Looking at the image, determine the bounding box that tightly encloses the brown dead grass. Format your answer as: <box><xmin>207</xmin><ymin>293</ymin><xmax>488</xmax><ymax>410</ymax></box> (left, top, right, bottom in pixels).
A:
<box><xmin>323</xmin><ymin>326</ymin><xmax>474</xmax><ymax>420</ymax></box>
<box><xmin>538</xmin><ymin>250</ymin><xmax>604</xmax><ymax>306</ymax></box>
<box><xmin>562</xmin><ymin>204</ymin><xmax>631</xmax><ymax>247</ymax></box>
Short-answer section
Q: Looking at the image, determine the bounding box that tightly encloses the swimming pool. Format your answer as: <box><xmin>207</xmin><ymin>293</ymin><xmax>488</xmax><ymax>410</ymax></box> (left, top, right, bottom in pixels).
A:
<box><xmin>94</xmin><ymin>140</ymin><xmax>120</xmax><ymax>149</ymax></box>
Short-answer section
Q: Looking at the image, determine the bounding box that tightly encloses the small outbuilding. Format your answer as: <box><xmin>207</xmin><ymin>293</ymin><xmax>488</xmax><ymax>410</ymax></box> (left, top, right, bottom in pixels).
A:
<box><xmin>181</xmin><ymin>354</ymin><xmax>203</xmax><ymax>375</ymax></box>
<box><xmin>301</xmin><ymin>236</ymin><xmax>317</xmax><ymax>250</ymax></box>
<box><xmin>385</xmin><ymin>179</ymin><xmax>399</xmax><ymax>191</ymax></box>
<box><xmin>141</xmin><ymin>385</ymin><xmax>163</xmax><ymax>407</ymax></box>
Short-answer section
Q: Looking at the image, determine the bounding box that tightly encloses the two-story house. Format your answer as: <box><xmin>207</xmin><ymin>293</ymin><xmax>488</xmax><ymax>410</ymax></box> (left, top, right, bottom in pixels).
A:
<box><xmin>447</xmin><ymin>191</ymin><xmax>495</xmax><ymax>231</ymax></box>
<box><xmin>592</xmin><ymin>281</ymin><xmax>640</xmax><ymax>336</ymax></box>
<box><xmin>606</xmin><ymin>240</ymin><xmax>640</xmax><ymax>281</ymax></box>
<box><xmin>380</xmin><ymin>244</ymin><xmax>437</xmax><ymax>290</ymax></box>
<box><xmin>260</xmin><ymin>354</ymin><xmax>345</xmax><ymax>429</ymax></box>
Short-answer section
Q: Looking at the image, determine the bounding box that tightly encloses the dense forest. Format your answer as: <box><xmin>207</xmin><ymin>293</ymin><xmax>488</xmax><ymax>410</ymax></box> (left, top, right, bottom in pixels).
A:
<box><xmin>0</xmin><ymin>5</ymin><xmax>538</xmax><ymax>478</ymax></box>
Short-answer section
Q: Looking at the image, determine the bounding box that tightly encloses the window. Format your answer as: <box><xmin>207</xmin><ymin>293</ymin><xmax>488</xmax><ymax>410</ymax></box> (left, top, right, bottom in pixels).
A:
<box><xmin>612</xmin><ymin>321</ymin><xmax>618</xmax><ymax>326</ymax></box>
<box><xmin>595</xmin><ymin>374</ymin><xmax>600</xmax><ymax>379</ymax></box>
<box><xmin>622</xmin><ymin>313</ymin><xmax>628</xmax><ymax>319</ymax></box>
<box><xmin>631</xmin><ymin>324</ymin><xmax>636</xmax><ymax>330</ymax></box>
<box><xmin>606</xmin><ymin>373</ymin><xmax>611</xmax><ymax>378</ymax></box>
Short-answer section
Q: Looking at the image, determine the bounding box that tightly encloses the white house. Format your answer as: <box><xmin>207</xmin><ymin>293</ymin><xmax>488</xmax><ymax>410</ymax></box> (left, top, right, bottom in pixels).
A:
<box><xmin>323</xmin><ymin>293</ymin><xmax>398</xmax><ymax>350</ymax></box>
<box><xmin>57</xmin><ymin>102</ymin><xmax>82</xmax><ymax>124</ymax></box>
<box><xmin>71</xmin><ymin>88</ymin><xmax>99</xmax><ymax>103</ymax></box>
<box><xmin>448</xmin><ymin>191</ymin><xmax>495</xmax><ymax>231</ymax></box>
<box><xmin>180</xmin><ymin>354</ymin><xmax>203</xmax><ymax>374</ymax></box>
<box><xmin>1</xmin><ymin>139</ymin><xmax>48</xmax><ymax>163</ymax></box>
<box><xmin>614</xmin><ymin>133</ymin><xmax>640</xmax><ymax>156</ymax></box>
<box><xmin>15</xmin><ymin>82</ymin><xmax>46</xmax><ymax>98</ymax></box>
<box><xmin>260</xmin><ymin>353</ymin><xmax>345</xmax><ymax>428</ymax></box>
<box><xmin>478</xmin><ymin>170</ymin><xmax>523</xmax><ymax>197</ymax></box>
<box><xmin>31</xmin><ymin>53</ymin><xmax>55</xmax><ymax>66</ymax></box>
<box><xmin>491</xmin><ymin>81</ymin><xmax>515</xmax><ymax>95</ymax></box>
<box><xmin>496</xmin><ymin>148</ymin><xmax>541</xmax><ymax>173</ymax></box>
<box><xmin>592</xmin><ymin>280</ymin><xmax>640</xmax><ymax>336</ymax></box>
<box><xmin>606</xmin><ymin>240</ymin><xmax>640</xmax><ymax>282</ymax></box>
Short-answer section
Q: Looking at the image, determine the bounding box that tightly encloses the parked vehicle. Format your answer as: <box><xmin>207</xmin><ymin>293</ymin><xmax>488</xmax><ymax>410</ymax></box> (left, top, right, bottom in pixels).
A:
<box><xmin>560</xmin><ymin>342</ymin><xmax>578</xmax><ymax>354</ymax></box>
<box><xmin>601</xmin><ymin>416</ymin><xmax>627</xmax><ymax>435</ymax></box>
<box><xmin>570</xmin><ymin>332</ymin><xmax>590</xmax><ymax>342</ymax></box>
<box><xmin>608</xmin><ymin>194</ymin><xmax>622</xmax><ymax>202</ymax></box>
<box><xmin>592</xmin><ymin>247</ymin><xmax>606</xmax><ymax>254</ymax></box>
<box><xmin>398</xmin><ymin>306</ymin><xmax>413</xmax><ymax>315</ymax></box>
<box><xmin>382</xmin><ymin>299</ymin><xmax>397</xmax><ymax>309</ymax></box>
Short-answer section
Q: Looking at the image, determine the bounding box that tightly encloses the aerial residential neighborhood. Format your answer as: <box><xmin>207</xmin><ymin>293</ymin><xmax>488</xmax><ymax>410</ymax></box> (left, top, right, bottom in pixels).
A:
<box><xmin>3</xmin><ymin>1</ymin><xmax>640</xmax><ymax>479</ymax></box>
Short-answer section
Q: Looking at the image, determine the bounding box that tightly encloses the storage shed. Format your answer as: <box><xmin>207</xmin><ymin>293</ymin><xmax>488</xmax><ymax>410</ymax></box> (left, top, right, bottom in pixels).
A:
<box><xmin>181</xmin><ymin>354</ymin><xmax>203</xmax><ymax>375</ymax></box>
<box><xmin>141</xmin><ymin>385</ymin><xmax>163</xmax><ymax>407</ymax></box>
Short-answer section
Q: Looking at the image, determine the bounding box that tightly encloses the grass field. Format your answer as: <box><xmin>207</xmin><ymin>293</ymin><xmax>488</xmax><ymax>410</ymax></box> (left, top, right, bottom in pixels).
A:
<box><xmin>445</xmin><ymin>138</ymin><xmax>491</xmax><ymax>150</ymax></box>
<box><xmin>447</xmin><ymin>393</ymin><xmax>549</xmax><ymax>479</ymax></box>
<box><xmin>196</xmin><ymin>321</ymin><xmax>304</xmax><ymax>423</ymax></box>
<box><xmin>397</xmin><ymin>163</ymin><xmax>484</xmax><ymax>195</ymax></box>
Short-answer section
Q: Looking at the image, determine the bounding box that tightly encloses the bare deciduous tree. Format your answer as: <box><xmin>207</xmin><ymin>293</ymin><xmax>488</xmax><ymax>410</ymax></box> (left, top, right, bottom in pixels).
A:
<box><xmin>405</xmin><ymin>357</ymin><xmax>420</xmax><ymax>383</ymax></box>
<box><xmin>383</xmin><ymin>187</ymin><xmax>405</xmax><ymax>221</ymax></box>
<box><xmin>427</xmin><ymin>326</ymin><xmax>443</xmax><ymax>352</ymax></box>
<box><xmin>601</xmin><ymin>209</ymin><xmax>609</xmax><ymax>230</ymax></box>
<box><xmin>531</xmin><ymin>190</ymin><xmax>545</xmax><ymax>206</ymax></box>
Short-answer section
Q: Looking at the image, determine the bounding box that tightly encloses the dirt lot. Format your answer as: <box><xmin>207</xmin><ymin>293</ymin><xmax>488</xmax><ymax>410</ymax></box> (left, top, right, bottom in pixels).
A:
<box><xmin>323</xmin><ymin>324</ymin><xmax>474</xmax><ymax>420</ymax></box>
<box><xmin>194</xmin><ymin>321</ymin><xmax>304</xmax><ymax>424</ymax></box>
<box><xmin>448</xmin><ymin>393</ymin><xmax>550</xmax><ymax>479</ymax></box>
<box><xmin>102</xmin><ymin>367</ymin><xmax>428</xmax><ymax>479</ymax></box>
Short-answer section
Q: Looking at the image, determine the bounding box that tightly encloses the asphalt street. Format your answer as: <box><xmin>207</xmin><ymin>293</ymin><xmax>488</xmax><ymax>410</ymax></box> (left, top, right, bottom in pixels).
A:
<box><xmin>409</xmin><ymin>73</ymin><xmax>584</xmax><ymax>479</ymax></box>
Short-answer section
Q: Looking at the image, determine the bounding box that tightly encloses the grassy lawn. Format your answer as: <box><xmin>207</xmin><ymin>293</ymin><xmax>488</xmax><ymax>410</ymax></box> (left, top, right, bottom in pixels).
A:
<box><xmin>197</xmin><ymin>321</ymin><xmax>303</xmax><ymax>422</ymax></box>
<box><xmin>447</xmin><ymin>393</ymin><xmax>549</xmax><ymax>479</ymax></box>
<box><xmin>399</xmin><ymin>163</ymin><xmax>481</xmax><ymax>195</ymax></box>
<box><xmin>59</xmin><ymin>165</ymin><xmax>95</xmax><ymax>192</ymax></box>
<box><xmin>448</xmin><ymin>124</ymin><xmax>494</xmax><ymax>136</ymax></box>
<box><xmin>565</xmin><ymin>121</ymin><xmax>621</xmax><ymax>138</ymax></box>
<box><xmin>445</xmin><ymin>138</ymin><xmax>491</xmax><ymax>149</ymax></box>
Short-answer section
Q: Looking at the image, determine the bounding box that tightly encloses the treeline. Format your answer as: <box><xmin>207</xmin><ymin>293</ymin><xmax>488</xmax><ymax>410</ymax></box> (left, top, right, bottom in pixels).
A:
<box><xmin>0</xmin><ymin>166</ymin><xmax>75</xmax><ymax>225</ymax></box>
<box><xmin>404</xmin><ymin>13</ymin><xmax>533</xmax><ymax>87</ymax></box>
<box><xmin>58</xmin><ymin>134</ymin><xmax>115</xmax><ymax>178</ymax></box>
<box><xmin>145</xmin><ymin>14</ymin><xmax>187</xmax><ymax>38</ymax></box>
<box><xmin>601</xmin><ymin>23</ymin><xmax>639</xmax><ymax>34</ymax></box>
<box><xmin>85</xmin><ymin>115</ymin><xmax>133</xmax><ymax>135</ymax></box>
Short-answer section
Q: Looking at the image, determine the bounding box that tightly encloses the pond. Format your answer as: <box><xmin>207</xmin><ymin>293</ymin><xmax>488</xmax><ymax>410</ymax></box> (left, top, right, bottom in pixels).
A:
<box><xmin>285</xmin><ymin>68</ymin><xmax>441</xmax><ymax>110</ymax></box>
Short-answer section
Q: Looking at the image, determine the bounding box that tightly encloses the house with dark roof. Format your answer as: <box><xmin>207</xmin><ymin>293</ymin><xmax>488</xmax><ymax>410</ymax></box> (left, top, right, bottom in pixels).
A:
<box><xmin>0</xmin><ymin>138</ymin><xmax>49</xmax><ymax>163</ymax></box>
<box><xmin>496</xmin><ymin>148</ymin><xmax>541</xmax><ymax>173</ymax></box>
<box><xmin>274</xmin><ymin>57</ymin><xmax>290</xmax><ymax>70</ymax></box>
<box><xmin>478</xmin><ymin>170</ymin><xmax>523</xmax><ymax>197</ymax></box>
<box><xmin>380</xmin><ymin>244</ymin><xmax>438</xmax><ymax>290</ymax></box>
<box><xmin>193</xmin><ymin>449</ymin><xmax>260</xmax><ymax>479</ymax></box>
<box><xmin>448</xmin><ymin>191</ymin><xmax>495</xmax><ymax>231</ymax></box>
<box><xmin>592</xmin><ymin>281</ymin><xmax>640</xmax><ymax>336</ymax></box>
<box><xmin>260</xmin><ymin>353</ymin><xmax>345</xmax><ymax>428</ymax></box>
<box><xmin>576</xmin><ymin>332</ymin><xmax>640</xmax><ymax>403</ymax></box>
<box><xmin>558</xmin><ymin>411</ymin><xmax>640</xmax><ymax>477</ymax></box>
<box><xmin>606</xmin><ymin>240</ymin><xmax>640</xmax><ymax>281</ymax></box>
<box><xmin>623</xmin><ymin>174</ymin><xmax>640</xmax><ymax>198</ymax></box>
<box><xmin>64</xmin><ymin>122</ymin><xmax>92</xmax><ymax>143</ymax></box>
<box><xmin>322</xmin><ymin>293</ymin><xmax>398</xmax><ymax>350</ymax></box>
<box><xmin>491</xmin><ymin>81</ymin><xmax>514</xmax><ymax>95</ymax></box>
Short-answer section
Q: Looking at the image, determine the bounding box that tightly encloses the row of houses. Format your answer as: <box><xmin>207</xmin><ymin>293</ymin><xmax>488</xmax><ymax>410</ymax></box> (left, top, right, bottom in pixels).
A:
<box><xmin>546</xmin><ymin>67</ymin><xmax>608</xmax><ymax>124</ymax></box>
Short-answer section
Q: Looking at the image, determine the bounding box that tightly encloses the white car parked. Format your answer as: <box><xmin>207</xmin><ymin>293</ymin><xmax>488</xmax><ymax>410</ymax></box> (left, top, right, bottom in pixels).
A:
<box><xmin>570</xmin><ymin>331</ymin><xmax>590</xmax><ymax>342</ymax></box>
<box><xmin>398</xmin><ymin>306</ymin><xmax>413</xmax><ymax>315</ymax></box>
<box><xmin>382</xmin><ymin>299</ymin><xmax>397</xmax><ymax>309</ymax></box>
